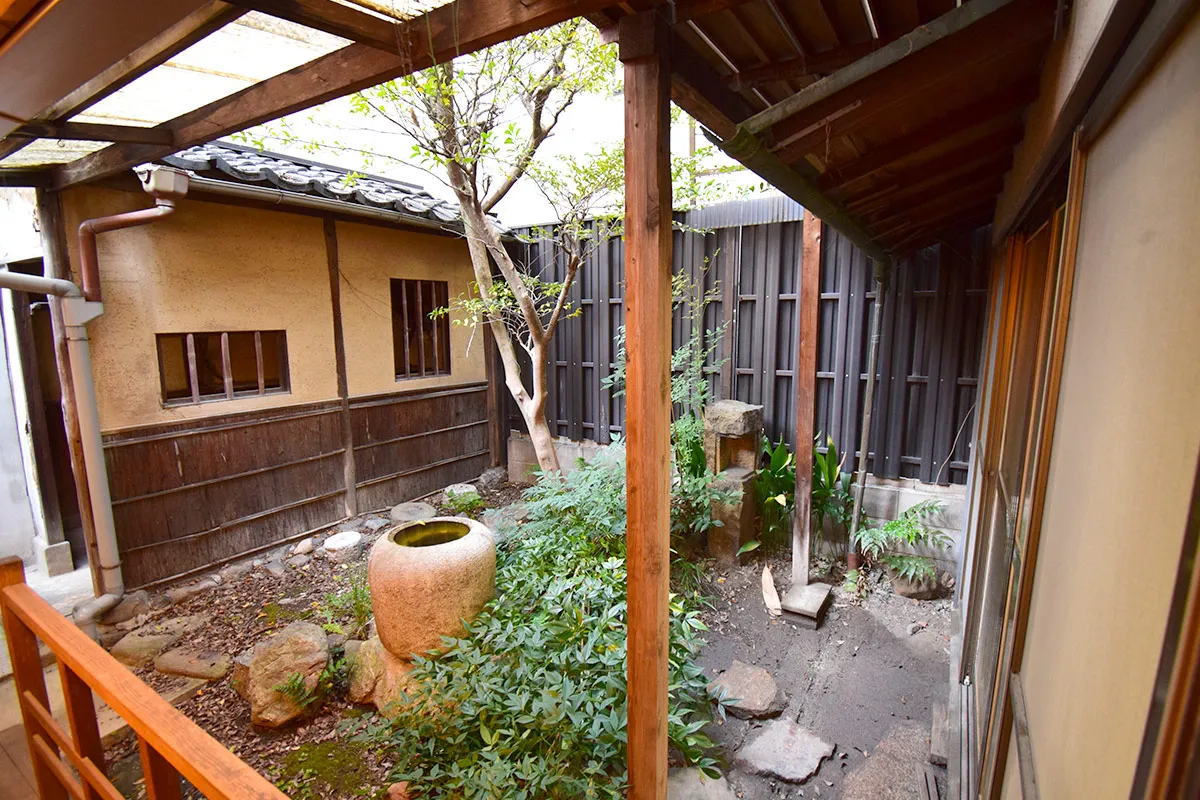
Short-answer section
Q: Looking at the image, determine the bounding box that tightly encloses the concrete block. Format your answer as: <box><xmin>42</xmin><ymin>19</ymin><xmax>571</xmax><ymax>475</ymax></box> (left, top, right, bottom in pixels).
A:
<box><xmin>37</xmin><ymin>540</ymin><xmax>74</xmax><ymax>577</ymax></box>
<box><xmin>507</xmin><ymin>433</ymin><xmax>604</xmax><ymax>485</ymax></box>
<box><xmin>704</xmin><ymin>400</ymin><xmax>764</xmax><ymax>436</ymax></box>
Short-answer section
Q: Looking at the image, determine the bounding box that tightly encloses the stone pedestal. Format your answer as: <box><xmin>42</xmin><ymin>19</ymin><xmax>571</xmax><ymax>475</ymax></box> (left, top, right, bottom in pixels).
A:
<box><xmin>708</xmin><ymin>467</ymin><xmax>758</xmax><ymax>568</ymax></box>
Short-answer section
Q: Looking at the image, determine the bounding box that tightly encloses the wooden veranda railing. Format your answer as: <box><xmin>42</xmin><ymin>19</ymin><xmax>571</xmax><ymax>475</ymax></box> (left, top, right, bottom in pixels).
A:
<box><xmin>0</xmin><ymin>557</ymin><xmax>288</xmax><ymax>800</ymax></box>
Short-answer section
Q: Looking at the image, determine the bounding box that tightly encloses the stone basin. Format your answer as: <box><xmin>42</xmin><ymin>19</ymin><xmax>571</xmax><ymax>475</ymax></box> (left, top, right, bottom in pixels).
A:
<box><xmin>367</xmin><ymin>517</ymin><xmax>496</xmax><ymax>660</ymax></box>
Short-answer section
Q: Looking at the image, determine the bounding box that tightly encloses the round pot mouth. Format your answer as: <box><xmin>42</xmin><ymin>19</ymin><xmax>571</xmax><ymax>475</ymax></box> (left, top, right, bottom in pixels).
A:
<box><xmin>389</xmin><ymin>519</ymin><xmax>471</xmax><ymax>548</ymax></box>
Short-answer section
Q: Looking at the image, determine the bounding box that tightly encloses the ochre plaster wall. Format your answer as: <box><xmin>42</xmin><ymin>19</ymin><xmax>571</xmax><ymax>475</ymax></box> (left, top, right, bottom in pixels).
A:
<box><xmin>334</xmin><ymin>219</ymin><xmax>484</xmax><ymax>398</ymax></box>
<box><xmin>992</xmin><ymin>0</ymin><xmax>1118</xmax><ymax>230</ymax></box>
<box><xmin>998</xmin><ymin>13</ymin><xmax>1200</xmax><ymax>797</ymax></box>
<box><xmin>61</xmin><ymin>189</ymin><xmax>338</xmax><ymax>432</ymax></box>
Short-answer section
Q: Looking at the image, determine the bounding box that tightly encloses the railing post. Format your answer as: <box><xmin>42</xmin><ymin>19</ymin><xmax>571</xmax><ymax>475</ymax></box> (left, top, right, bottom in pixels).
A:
<box><xmin>61</xmin><ymin>661</ymin><xmax>107</xmax><ymax>799</ymax></box>
<box><xmin>0</xmin><ymin>556</ymin><xmax>69</xmax><ymax>800</ymax></box>
<box><xmin>139</xmin><ymin>737</ymin><xmax>184</xmax><ymax>800</ymax></box>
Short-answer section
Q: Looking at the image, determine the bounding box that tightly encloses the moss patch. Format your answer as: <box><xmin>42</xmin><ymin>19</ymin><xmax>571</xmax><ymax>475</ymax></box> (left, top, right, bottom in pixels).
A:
<box><xmin>276</xmin><ymin>740</ymin><xmax>382</xmax><ymax>798</ymax></box>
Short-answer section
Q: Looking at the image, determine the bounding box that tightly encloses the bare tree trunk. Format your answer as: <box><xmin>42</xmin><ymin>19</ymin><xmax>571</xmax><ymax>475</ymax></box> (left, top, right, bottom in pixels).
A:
<box><xmin>458</xmin><ymin>200</ymin><xmax>562</xmax><ymax>473</ymax></box>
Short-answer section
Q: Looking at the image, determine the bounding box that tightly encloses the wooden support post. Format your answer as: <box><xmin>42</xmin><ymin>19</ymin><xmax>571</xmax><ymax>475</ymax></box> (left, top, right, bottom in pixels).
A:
<box><xmin>0</xmin><ymin>557</ymin><xmax>69</xmax><ymax>800</ymax></box>
<box><xmin>35</xmin><ymin>189</ymin><xmax>102</xmax><ymax>595</ymax></box>
<box><xmin>323</xmin><ymin>218</ymin><xmax>357</xmax><ymax>517</ymax></box>
<box><xmin>60</xmin><ymin>662</ymin><xmax>107</xmax><ymax>796</ymax></box>
<box><xmin>620</xmin><ymin>10</ymin><xmax>672</xmax><ymax>800</ymax></box>
<box><xmin>792</xmin><ymin>213</ymin><xmax>822</xmax><ymax>586</ymax></box>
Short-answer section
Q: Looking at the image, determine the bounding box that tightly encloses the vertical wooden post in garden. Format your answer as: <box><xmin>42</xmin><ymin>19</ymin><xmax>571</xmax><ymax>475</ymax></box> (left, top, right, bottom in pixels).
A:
<box><xmin>792</xmin><ymin>212</ymin><xmax>821</xmax><ymax>586</ymax></box>
<box><xmin>620</xmin><ymin>10</ymin><xmax>672</xmax><ymax>799</ymax></box>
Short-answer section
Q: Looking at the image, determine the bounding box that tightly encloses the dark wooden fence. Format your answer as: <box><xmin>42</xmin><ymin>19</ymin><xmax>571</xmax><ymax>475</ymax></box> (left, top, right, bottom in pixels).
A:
<box><xmin>505</xmin><ymin>199</ymin><xmax>988</xmax><ymax>487</ymax></box>
<box><xmin>103</xmin><ymin>383</ymin><xmax>489</xmax><ymax>588</ymax></box>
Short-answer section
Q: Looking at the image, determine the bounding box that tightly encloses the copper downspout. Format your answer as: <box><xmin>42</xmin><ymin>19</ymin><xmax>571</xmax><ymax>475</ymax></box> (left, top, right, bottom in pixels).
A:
<box><xmin>78</xmin><ymin>200</ymin><xmax>176</xmax><ymax>302</ymax></box>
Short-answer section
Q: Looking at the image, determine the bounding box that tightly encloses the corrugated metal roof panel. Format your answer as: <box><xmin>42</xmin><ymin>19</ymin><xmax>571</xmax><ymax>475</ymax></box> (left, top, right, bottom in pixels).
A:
<box><xmin>681</xmin><ymin>193</ymin><xmax>805</xmax><ymax>229</ymax></box>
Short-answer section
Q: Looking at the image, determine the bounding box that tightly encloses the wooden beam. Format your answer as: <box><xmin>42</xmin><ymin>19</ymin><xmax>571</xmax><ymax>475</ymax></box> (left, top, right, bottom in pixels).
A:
<box><xmin>875</xmin><ymin>183</ymin><xmax>1000</xmax><ymax>239</ymax></box>
<box><xmin>53</xmin><ymin>0</ymin><xmax>611</xmax><ymax>187</ymax></box>
<box><xmin>620</xmin><ymin>10</ymin><xmax>672</xmax><ymax>800</ymax></box>
<box><xmin>855</xmin><ymin>154</ymin><xmax>1011</xmax><ymax>221</ymax></box>
<box><xmin>792</xmin><ymin>211</ymin><xmax>821</xmax><ymax>585</ymax></box>
<box><xmin>323</xmin><ymin>217</ymin><xmax>357</xmax><ymax>518</ymax></box>
<box><xmin>225</xmin><ymin>0</ymin><xmax>405</xmax><ymax>52</ymax></box>
<box><xmin>0</xmin><ymin>2</ymin><xmax>242</xmax><ymax>163</ymax></box>
<box><xmin>741</xmin><ymin>0</ymin><xmax>1020</xmax><ymax>134</ymax></box>
<box><xmin>676</xmin><ymin>0</ymin><xmax>758</xmax><ymax>21</ymax></box>
<box><xmin>843</xmin><ymin>129</ymin><xmax>1020</xmax><ymax>211</ymax></box>
<box><xmin>815</xmin><ymin>81</ymin><xmax>1037</xmax><ymax>191</ymax></box>
<box><xmin>13</xmin><ymin>122</ymin><xmax>175</xmax><ymax>144</ymax></box>
<box><xmin>731</xmin><ymin>39</ymin><xmax>893</xmax><ymax>88</ymax></box>
<box><xmin>670</xmin><ymin>30</ymin><xmax>755</xmax><ymax>138</ymax></box>
<box><xmin>0</xmin><ymin>168</ymin><xmax>53</xmax><ymax>186</ymax></box>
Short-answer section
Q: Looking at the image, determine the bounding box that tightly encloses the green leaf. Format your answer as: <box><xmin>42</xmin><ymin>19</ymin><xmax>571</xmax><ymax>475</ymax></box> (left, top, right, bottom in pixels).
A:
<box><xmin>737</xmin><ymin>540</ymin><xmax>761</xmax><ymax>555</ymax></box>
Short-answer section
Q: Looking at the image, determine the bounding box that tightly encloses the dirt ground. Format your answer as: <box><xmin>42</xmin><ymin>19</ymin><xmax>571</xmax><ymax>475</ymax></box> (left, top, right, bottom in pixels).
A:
<box><xmin>695</xmin><ymin>549</ymin><xmax>951</xmax><ymax>799</ymax></box>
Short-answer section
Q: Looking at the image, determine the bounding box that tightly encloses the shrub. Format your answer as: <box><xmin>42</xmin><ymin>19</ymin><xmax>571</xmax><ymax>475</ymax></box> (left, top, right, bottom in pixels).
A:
<box><xmin>812</xmin><ymin>434</ymin><xmax>853</xmax><ymax>559</ymax></box>
<box><xmin>754</xmin><ymin>437</ymin><xmax>796</xmax><ymax>551</ymax></box>
<box><xmin>320</xmin><ymin>566</ymin><xmax>373</xmax><ymax>640</ymax></box>
<box><xmin>853</xmin><ymin>499</ymin><xmax>952</xmax><ymax>582</ymax></box>
<box><xmin>378</xmin><ymin>450</ymin><xmax>719</xmax><ymax>798</ymax></box>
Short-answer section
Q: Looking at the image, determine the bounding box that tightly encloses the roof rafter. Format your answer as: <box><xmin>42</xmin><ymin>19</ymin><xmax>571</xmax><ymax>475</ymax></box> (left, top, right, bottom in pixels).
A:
<box><xmin>13</xmin><ymin>121</ymin><xmax>176</xmax><ymax>145</ymax></box>
<box><xmin>50</xmin><ymin>0</ymin><xmax>616</xmax><ymax>188</ymax></box>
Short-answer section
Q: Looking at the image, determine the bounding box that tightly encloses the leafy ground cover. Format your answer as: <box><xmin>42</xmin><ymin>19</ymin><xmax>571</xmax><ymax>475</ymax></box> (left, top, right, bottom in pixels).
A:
<box><xmin>377</xmin><ymin>447</ymin><xmax>721</xmax><ymax>798</ymax></box>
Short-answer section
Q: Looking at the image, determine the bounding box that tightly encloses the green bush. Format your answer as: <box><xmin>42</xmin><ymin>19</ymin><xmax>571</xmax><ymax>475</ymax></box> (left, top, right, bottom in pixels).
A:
<box><xmin>378</xmin><ymin>449</ymin><xmax>719</xmax><ymax>798</ymax></box>
<box><xmin>754</xmin><ymin>437</ymin><xmax>796</xmax><ymax>551</ymax></box>
<box><xmin>853</xmin><ymin>499</ymin><xmax>952</xmax><ymax>583</ymax></box>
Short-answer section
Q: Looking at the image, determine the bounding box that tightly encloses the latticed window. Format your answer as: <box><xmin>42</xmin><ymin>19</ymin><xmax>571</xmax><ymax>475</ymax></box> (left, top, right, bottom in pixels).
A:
<box><xmin>157</xmin><ymin>331</ymin><xmax>289</xmax><ymax>405</ymax></box>
<box><xmin>392</xmin><ymin>278</ymin><xmax>451</xmax><ymax>379</ymax></box>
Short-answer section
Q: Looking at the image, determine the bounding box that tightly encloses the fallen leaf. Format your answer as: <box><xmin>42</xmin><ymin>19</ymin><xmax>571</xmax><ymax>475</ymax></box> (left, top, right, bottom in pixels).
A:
<box><xmin>761</xmin><ymin>566</ymin><xmax>782</xmax><ymax>617</ymax></box>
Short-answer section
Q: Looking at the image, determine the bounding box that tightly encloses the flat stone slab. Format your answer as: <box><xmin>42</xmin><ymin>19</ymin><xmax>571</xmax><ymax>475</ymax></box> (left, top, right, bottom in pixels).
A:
<box><xmin>323</xmin><ymin>531</ymin><xmax>363</xmax><ymax>563</ymax></box>
<box><xmin>704</xmin><ymin>399</ymin><xmax>764</xmax><ymax>436</ymax></box>
<box><xmin>709</xmin><ymin>661</ymin><xmax>785</xmax><ymax>719</ymax></box>
<box><xmin>154</xmin><ymin>647</ymin><xmax>231</xmax><ymax>680</ymax></box>
<box><xmin>782</xmin><ymin>582</ymin><xmax>833</xmax><ymax>629</ymax></box>
<box><xmin>734</xmin><ymin>720</ymin><xmax>834</xmax><ymax>783</ymax></box>
<box><xmin>390</xmin><ymin>502</ymin><xmax>437</xmax><ymax>524</ymax></box>
<box><xmin>109</xmin><ymin>614</ymin><xmax>210</xmax><ymax>667</ymax></box>
<box><xmin>444</xmin><ymin>483</ymin><xmax>480</xmax><ymax>500</ymax></box>
<box><xmin>667</xmin><ymin>768</ymin><xmax>738</xmax><ymax>800</ymax></box>
<box><xmin>841</xmin><ymin>722</ymin><xmax>928</xmax><ymax>800</ymax></box>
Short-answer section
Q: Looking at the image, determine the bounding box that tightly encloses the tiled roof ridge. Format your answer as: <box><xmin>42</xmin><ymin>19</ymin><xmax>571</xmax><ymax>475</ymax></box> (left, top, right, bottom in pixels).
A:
<box><xmin>162</xmin><ymin>142</ymin><xmax>498</xmax><ymax>229</ymax></box>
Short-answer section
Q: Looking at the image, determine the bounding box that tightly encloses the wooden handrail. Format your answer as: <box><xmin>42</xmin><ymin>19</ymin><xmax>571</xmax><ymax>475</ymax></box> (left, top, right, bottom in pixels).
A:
<box><xmin>0</xmin><ymin>557</ymin><xmax>289</xmax><ymax>800</ymax></box>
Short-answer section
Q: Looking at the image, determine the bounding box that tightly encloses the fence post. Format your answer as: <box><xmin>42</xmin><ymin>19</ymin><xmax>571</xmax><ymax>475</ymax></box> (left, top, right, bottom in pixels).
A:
<box><xmin>0</xmin><ymin>556</ymin><xmax>70</xmax><ymax>800</ymax></box>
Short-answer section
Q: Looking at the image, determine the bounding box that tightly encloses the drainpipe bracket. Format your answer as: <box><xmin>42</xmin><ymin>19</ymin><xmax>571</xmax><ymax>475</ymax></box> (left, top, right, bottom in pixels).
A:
<box><xmin>62</xmin><ymin>297</ymin><xmax>104</xmax><ymax>327</ymax></box>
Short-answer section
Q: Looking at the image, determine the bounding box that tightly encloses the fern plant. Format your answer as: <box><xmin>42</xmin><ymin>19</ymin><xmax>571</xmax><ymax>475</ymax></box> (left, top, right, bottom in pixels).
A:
<box><xmin>853</xmin><ymin>499</ymin><xmax>952</xmax><ymax>582</ymax></box>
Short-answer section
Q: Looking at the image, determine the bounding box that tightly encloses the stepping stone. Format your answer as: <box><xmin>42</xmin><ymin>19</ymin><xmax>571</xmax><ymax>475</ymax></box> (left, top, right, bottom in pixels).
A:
<box><xmin>667</xmin><ymin>768</ymin><xmax>738</xmax><ymax>799</ymax></box>
<box><xmin>709</xmin><ymin>661</ymin><xmax>785</xmax><ymax>719</ymax></box>
<box><xmin>286</xmin><ymin>554</ymin><xmax>312</xmax><ymax>569</ymax></box>
<box><xmin>263</xmin><ymin>561</ymin><xmax>286</xmax><ymax>578</ymax></box>
<box><xmin>154</xmin><ymin>647</ymin><xmax>231</xmax><ymax>680</ymax></box>
<box><xmin>390</xmin><ymin>502</ymin><xmax>437</xmax><ymax>524</ymax></box>
<box><xmin>734</xmin><ymin>720</ymin><xmax>834</xmax><ymax>783</ymax></box>
<box><xmin>781</xmin><ymin>582</ymin><xmax>832</xmax><ymax>629</ymax></box>
<box><xmin>109</xmin><ymin>614</ymin><xmax>210</xmax><ymax>667</ymax></box>
<box><xmin>842</xmin><ymin>722</ymin><xmax>928</xmax><ymax>798</ymax></box>
<box><xmin>444</xmin><ymin>483</ymin><xmax>480</xmax><ymax>502</ymax></box>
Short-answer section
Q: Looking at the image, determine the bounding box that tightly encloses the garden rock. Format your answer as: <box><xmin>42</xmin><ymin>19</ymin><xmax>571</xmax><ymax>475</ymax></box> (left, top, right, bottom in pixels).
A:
<box><xmin>344</xmin><ymin>639</ymin><xmax>364</xmax><ymax>665</ymax></box>
<box><xmin>667</xmin><ymin>768</ymin><xmax>738</xmax><ymax>799</ymax></box>
<box><xmin>263</xmin><ymin>561</ymin><xmax>286</xmax><ymax>579</ymax></box>
<box><xmin>390</xmin><ymin>502</ymin><xmax>437</xmax><ymax>524</ymax></box>
<box><xmin>482</xmin><ymin>502</ymin><xmax>528</xmax><ymax>539</ymax></box>
<box><xmin>364</xmin><ymin>517</ymin><xmax>391</xmax><ymax>532</ymax></box>
<box><xmin>154</xmin><ymin>647</ymin><xmax>231</xmax><ymax>680</ymax></box>
<box><xmin>232</xmin><ymin>649</ymin><xmax>253</xmax><ymax>700</ymax></box>
<box><xmin>166</xmin><ymin>578</ymin><xmax>219</xmax><ymax>605</ymax></box>
<box><xmin>109</xmin><ymin>614</ymin><xmax>210</xmax><ymax>668</ymax></box>
<box><xmin>443</xmin><ymin>483</ymin><xmax>481</xmax><ymax>505</ymax></box>
<box><xmin>709</xmin><ymin>661</ymin><xmax>785</xmax><ymax>719</ymax></box>
<box><xmin>102</xmin><ymin>590</ymin><xmax>150</xmax><ymax>625</ymax></box>
<box><xmin>323</xmin><ymin>531</ymin><xmax>364</xmax><ymax>563</ymax></box>
<box><xmin>292</xmin><ymin>538</ymin><xmax>314</xmax><ymax>556</ymax></box>
<box><xmin>286</xmin><ymin>554</ymin><xmax>312</xmax><ymax>569</ymax></box>
<box><xmin>373</xmin><ymin>648</ymin><xmax>415</xmax><ymax>717</ymax></box>
<box><xmin>478</xmin><ymin>466</ymin><xmax>507</xmax><ymax>490</ymax></box>
<box><xmin>348</xmin><ymin>636</ymin><xmax>385</xmax><ymax>704</ymax></box>
<box><xmin>891</xmin><ymin>572</ymin><xmax>943</xmax><ymax>600</ymax></box>
<box><xmin>734</xmin><ymin>720</ymin><xmax>834</xmax><ymax>783</ymax></box>
<box><xmin>219</xmin><ymin>561</ymin><xmax>253</xmax><ymax>583</ymax></box>
<box><xmin>247</xmin><ymin>622</ymin><xmax>329</xmax><ymax>727</ymax></box>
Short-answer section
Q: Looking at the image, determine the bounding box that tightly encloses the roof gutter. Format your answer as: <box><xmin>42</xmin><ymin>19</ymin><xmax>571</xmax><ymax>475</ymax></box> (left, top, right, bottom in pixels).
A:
<box><xmin>184</xmin><ymin>174</ymin><xmax>458</xmax><ymax>234</ymax></box>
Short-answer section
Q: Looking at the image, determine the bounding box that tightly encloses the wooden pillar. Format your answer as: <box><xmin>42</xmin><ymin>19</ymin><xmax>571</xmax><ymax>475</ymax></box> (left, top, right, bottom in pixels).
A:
<box><xmin>792</xmin><ymin>212</ymin><xmax>821</xmax><ymax>586</ymax></box>
<box><xmin>35</xmin><ymin>189</ymin><xmax>102</xmax><ymax>595</ymax></box>
<box><xmin>323</xmin><ymin>218</ymin><xmax>357</xmax><ymax>518</ymax></box>
<box><xmin>620</xmin><ymin>10</ymin><xmax>672</xmax><ymax>800</ymax></box>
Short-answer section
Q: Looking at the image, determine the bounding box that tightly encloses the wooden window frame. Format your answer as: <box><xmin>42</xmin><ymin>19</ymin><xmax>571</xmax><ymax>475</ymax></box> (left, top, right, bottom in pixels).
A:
<box><xmin>156</xmin><ymin>330</ymin><xmax>290</xmax><ymax>406</ymax></box>
<box><xmin>391</xmin><ymin>278</ymin><xmax>451</xmax><ymax>381</ymax></box>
